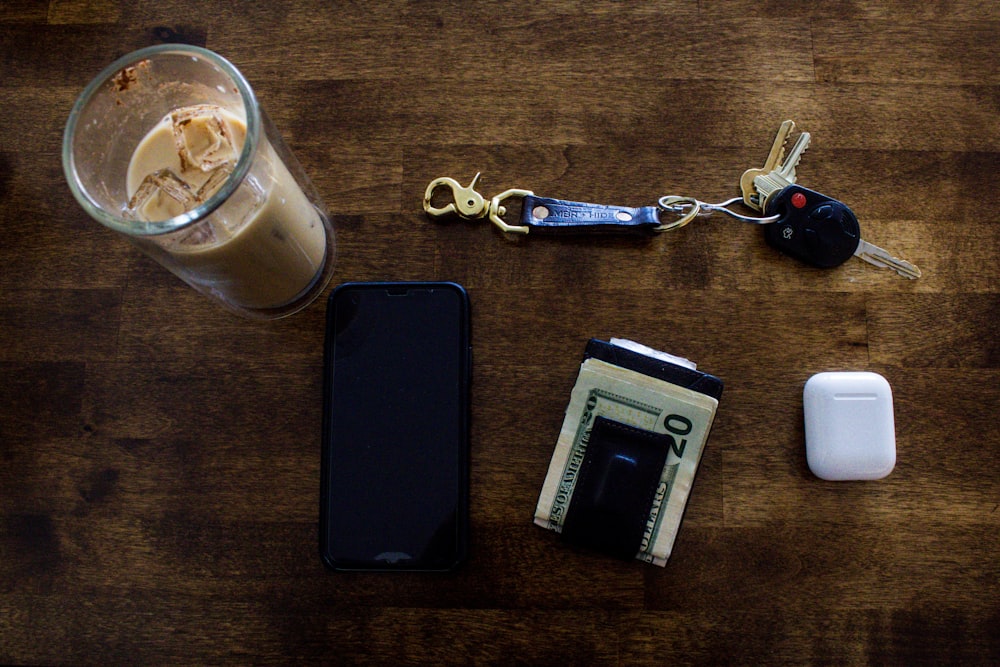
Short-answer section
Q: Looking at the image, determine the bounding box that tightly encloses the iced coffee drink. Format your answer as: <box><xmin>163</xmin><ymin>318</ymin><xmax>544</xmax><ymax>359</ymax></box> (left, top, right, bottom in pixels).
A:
<box><xmin>63</xmin><ymin>45</ymin><xmax>335</xmax><ymax>319</ymax></box>
<box><xmin>126</xmin><ymin>104</ymin><xmax>326</xmax><ymax>310</ymax></box>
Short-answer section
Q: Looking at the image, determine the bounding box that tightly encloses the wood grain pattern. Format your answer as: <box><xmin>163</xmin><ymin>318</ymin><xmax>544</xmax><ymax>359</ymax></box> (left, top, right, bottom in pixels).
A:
<box><xmin>2</xmin><ymin>1</ymin><xmax>998</xmax><ymax>664</ymax></box>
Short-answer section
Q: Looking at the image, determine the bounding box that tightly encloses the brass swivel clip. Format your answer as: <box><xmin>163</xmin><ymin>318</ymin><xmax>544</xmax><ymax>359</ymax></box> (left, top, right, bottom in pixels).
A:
<box><xmin>423</xmin><ymin>173</ymin><xmax>534</xmax><ymax>234</ymax></box>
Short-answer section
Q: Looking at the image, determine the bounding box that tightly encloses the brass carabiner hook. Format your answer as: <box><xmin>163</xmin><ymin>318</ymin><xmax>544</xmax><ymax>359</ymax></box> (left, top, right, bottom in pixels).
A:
<box><xmin>423</xmin><ymin>173</ymin><xmax>488</xmax><ymax>220</ymax></box>
<box><xmin>423</xmin><ymin>174</ymin><xmax>533</xmax><ymax>234</ymax></box>
<box><xmin>487</xmin><ymin>188</ymin><xmax>533</xmax><ymax>234</ymax></box>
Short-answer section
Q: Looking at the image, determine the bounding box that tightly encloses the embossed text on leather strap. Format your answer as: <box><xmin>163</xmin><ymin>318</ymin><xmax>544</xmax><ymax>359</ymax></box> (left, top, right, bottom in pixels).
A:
<box><xmin>519</xmin><ymin>195</ymin><xmax>663</xmax><ymax>233</ymax></box>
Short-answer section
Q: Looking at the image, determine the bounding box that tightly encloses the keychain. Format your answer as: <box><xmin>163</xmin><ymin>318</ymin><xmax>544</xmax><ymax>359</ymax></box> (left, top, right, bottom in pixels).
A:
<box><xmin>423</xmin><ymin>121</ymin><xmax>920</xmax><ymax>278</ymax></box>
<box><xmin>423</xmin><ymin>173</ymin><xmax>770</xmax><ymax>235</ymax></box>
<box><xmin>738</xmin><ymin>121</ymin><xmax>920</xmax><ymax>278</ymax></box>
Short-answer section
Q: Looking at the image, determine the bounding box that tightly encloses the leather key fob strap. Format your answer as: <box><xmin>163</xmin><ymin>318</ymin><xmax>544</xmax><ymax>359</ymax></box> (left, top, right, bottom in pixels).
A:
<box><xmin>519</xmin><ymin>195</ymin><xmax>662</xmax><ymax>233</ymax></box>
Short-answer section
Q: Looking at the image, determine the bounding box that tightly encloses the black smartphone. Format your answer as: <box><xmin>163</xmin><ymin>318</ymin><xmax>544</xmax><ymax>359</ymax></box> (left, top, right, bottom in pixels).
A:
<box><xmin>320</xmin><ymin>282</ymin><xmax>471</xmax><ymax>571</ymax></box>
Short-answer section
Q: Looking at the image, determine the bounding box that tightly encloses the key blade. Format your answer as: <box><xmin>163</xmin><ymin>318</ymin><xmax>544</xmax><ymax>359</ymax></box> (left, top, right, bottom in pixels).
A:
<box><xmin>854</xmin><ymin>239</ymin><xmax>922</xmax><ymax>279</ymax></box>
<box><xmin>776</xmin><ymin>131</ymin><xmax>811</xmax><ymax>181</ymax></box>
<box><xmin>763</xmin><ymin>120</ymin><xmax>795</xmax><ymax>172</ymax></box>
<box><xmin>740</xmin><ymin>120</ymin><xmax>796</xmax><ymax>210</ymax></box>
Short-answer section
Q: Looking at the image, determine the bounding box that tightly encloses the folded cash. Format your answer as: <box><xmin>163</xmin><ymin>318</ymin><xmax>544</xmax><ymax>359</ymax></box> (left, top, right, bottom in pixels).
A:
<box><xmin>534</xmin><ymin>339</ymin><xmax>723</xmax><ymax>566</ymax></box>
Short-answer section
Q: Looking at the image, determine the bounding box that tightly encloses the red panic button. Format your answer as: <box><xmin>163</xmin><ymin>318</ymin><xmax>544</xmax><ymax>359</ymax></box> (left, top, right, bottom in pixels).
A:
<box><xmin>791</xmin><ymin>192</ymin><xmax>808</xmax><ymax>209</ymax></box>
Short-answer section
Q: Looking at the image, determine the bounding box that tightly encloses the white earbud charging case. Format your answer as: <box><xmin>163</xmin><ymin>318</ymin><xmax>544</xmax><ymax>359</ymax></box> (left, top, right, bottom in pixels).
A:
<box><xmin>803</xmin><ymin>371</ymin><xmax>896</xmax><ymax>481</ymax></box>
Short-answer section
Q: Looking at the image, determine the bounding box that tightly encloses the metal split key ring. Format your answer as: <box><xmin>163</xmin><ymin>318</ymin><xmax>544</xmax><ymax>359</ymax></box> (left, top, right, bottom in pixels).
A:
<box><xmin>656</xmin><ymin>196</ymin><xmax>780</xmax><ymax>230</ymax></box>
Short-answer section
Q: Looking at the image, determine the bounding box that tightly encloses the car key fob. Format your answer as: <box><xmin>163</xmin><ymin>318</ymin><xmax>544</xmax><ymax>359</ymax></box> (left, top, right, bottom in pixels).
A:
<box><xmin>763</xmin><ymin>184</ymin><xmax>860</xmax><ymax>268</ymax></box>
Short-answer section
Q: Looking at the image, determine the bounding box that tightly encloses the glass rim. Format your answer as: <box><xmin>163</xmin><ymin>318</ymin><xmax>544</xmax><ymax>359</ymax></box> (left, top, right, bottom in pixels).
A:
<box><xmin>61</xmin><ymin>44</ymin><xmax>261</xmax><ymax>237</ymax></box>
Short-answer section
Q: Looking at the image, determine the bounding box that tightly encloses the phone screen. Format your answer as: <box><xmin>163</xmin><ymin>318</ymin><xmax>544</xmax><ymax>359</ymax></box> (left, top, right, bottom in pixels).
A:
<box><xmin>320</xmin><ymin>282</ymin><xmax>470</xmax><ymax>571</ymax></box>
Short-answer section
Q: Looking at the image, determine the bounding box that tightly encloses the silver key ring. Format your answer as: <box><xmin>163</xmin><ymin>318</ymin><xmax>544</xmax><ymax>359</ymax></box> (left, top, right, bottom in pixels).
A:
<box><xmin>653</xmin><ymin>196</ymin><xmax>701</xmax><ymax>231</ymax></box>
<box><xmin>657</xmin><ymin>196</ymin><xmax>780</xmax><ymax>225</ymax></box>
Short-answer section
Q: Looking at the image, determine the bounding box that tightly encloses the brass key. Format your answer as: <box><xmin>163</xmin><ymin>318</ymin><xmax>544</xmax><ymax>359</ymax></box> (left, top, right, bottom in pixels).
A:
<box><xmin>740</xmin><ymin>120</ymin><xmax>795</xmax><ymax>211</ymax></box>
<box><xmin>753</xmin><ymin>130</ymin><xmax>811</xmax><ymax>211</ymax></box>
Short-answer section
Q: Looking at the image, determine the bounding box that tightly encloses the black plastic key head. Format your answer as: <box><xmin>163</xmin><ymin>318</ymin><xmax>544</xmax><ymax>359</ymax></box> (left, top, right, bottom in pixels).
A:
<box><xmin>763</xmin><ymin>185</ymin><xmax>861</xmax><ymax>268</ymax></box>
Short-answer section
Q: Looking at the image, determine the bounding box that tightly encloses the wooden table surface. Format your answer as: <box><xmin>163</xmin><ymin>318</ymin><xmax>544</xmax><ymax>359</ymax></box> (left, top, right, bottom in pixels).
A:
<box><xmin>2</xmin><ymin>2</ymin><xmax>998</xmax><ymax>664</ymax></box>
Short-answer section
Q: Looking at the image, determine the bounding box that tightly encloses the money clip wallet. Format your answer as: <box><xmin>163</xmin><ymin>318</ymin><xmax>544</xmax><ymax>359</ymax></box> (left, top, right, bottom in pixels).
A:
<box><xmin>535</xmin><ymin>339</ymin><xmax>723</xmax><ymax>566</ymax></box>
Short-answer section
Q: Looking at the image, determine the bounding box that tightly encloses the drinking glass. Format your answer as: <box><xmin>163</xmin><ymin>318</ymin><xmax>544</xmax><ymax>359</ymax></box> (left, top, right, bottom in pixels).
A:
<box><xmin>63</xmin><ymin>44</ymin><xmax>336</xmax><ymax>319</ymax></box>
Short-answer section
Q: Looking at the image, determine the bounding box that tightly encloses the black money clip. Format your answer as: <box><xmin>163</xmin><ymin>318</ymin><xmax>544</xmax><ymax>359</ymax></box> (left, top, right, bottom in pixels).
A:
<box><xmin>559</xmin><ymin>339</ymin><xmax>723</xmax><ymax>561</ymax></box>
